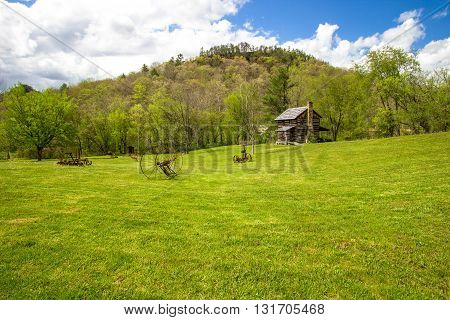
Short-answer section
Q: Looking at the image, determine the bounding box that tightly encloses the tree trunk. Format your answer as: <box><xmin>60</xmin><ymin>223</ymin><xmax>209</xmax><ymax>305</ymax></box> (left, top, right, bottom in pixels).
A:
<box><xmin>37</xmin><ymin>146</ymin><xmax>43</xmax><ymax>161</ymax></box>
<box><xmin>137</xmin><ymin>133</ymin><xmax>140</xmax><ymax>156</ymax></box>
<box><xmin>251</xmin><ymin>138</ymin><xmax>255</xmax><ymax>155</ymax></box>
<box><xmin>333</xmin><ymin>112</ymin><xmax>342</xmax><ymax>141</ymax></box>
<box><xmin>123</xmin><ymin>137</ymin><xmax>127</xmax><ymax>154</ymax></box>
<box><xmin>7</xmin><ymin>150</ymin><xmax>10</xmax><ymax>160</ymax></box>
<box><xmin>76</xmin><ymin>136</ymin><xmax>83</xmax><ymax>157</ymax></box>
<box><xmin>332</xmin><ymin>129</ymin><xmax>338</xmax><ymax>142</ymax></box>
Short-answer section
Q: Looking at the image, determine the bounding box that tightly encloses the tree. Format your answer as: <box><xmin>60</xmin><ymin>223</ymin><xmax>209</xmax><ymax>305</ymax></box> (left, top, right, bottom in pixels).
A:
<box><xmin>0</xmin><ymin>93</ymin><xmax>10</xmax><ymax>158</ymax></box>
<box><xmin>373</xmin><ymin>107</ymin><xmax>397</xmax><ymax>137</ymax></box>
<box><xmin>150</xmin><ymin>89</ymin><xmax>193</xmax><ymax>152</ymax></box>
<box><xmin>319</xmin><ymin>76</ymin><xmax>347</xmax><ymax>141</ymax></box>
<box><xmin>427</xmin><ymin>69</ymin><xmax>449</xmax><ymax>132</ymax></box>
<box><xmin>132</xmin><ymin>81</ymin><xmax>148</xmax><ymax>105</ymax></box>
<box><xmin>109</xmin><ymin>104</ymin><xmax>130</xmax><ymax>154</ymax></box>
<box><xmin>69</xmin><ymin>80</ymin><xmax>117</xmax><ymax>155</ymax></box>
<box><xmin>263</xmin><ymin>66</ymin><xmax>292</xmax><ymax>115</ymax></box>
<box><xmin>150</xmin><ymin>68</ymin><xmax>159</xmax><ymax>77</ymax></box>
<box><xmin>59</xmin><ymin>83</ymin><xmax>69</xmax><ymax>92</ymax></box>
<box><xmin>225</xmin><ymin>83</ymin><xmax>260</xmax><ymax>152</ymax></box>
<box><xmin>90</xmin><ymin>113</ymin><xmax>113</xmax><ymax>154</ymax></box>
<box><xmin>175</xmin><ymin>54</ymin><xmax>184</xmax><ymax>66</ymax></box>
<box><xmin>316</xmin><ymin>71</ymin><xmax>370</xmax><ymax>141</ymax></box>
<box><xmin>4</xmin><ymin>84</ymin><xmax>74</xmax><ymax>161</ymax></box>
<box><xmin>359</xmin><ymin>47</ymin><xmax>421</xmax><ymax>136</ymax></box>
<box><xmin>141</xmin><ymin>64</ymin><xmax>149</xmax><ymax>73</ymax></box>
<box><xmin>406</xmin><ymin>69</ymin><xmax>449</xmax><ymax>134</ymax></box>
<box><xmin>0</xmin><ymin>121</ymin><xmax>10</xmax><ymax>159</ymax></box>
<box><xmin>129</xmin><ymin>104</ymin><xmax>148</xmax><ymax>155</ymax></box>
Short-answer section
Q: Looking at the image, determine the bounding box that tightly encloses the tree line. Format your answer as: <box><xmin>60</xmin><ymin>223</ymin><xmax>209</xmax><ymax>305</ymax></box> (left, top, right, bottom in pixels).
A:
<box><xmin>0</xmin><ymin>44</ymin><xmax>448</xmax><ymax>160</ymax></box>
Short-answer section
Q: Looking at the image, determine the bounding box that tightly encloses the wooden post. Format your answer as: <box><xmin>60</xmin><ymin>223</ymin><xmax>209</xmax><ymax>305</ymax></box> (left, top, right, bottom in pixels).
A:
<box><xmin>306</xmin><ymin>101</ymin><xmax>313</xmax><ymax>143</ymax></box>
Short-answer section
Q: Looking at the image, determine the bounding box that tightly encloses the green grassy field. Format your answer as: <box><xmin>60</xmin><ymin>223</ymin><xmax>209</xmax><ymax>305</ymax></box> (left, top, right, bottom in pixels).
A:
<box><xmin>0</xmin><ymin>133</ymin><xmax>448</xmax><ymax>299</ymax></box>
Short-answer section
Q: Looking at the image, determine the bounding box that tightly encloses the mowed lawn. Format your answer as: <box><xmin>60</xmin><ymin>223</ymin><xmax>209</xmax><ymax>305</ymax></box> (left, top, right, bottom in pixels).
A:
<box><xmin>0</xmin><ymin>133</ymin><xmax>448</xmax><ymax>299</ymax></box>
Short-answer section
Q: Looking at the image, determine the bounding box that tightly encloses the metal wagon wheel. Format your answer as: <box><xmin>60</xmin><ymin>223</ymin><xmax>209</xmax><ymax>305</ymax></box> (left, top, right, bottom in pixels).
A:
<box><xmin>168</xmin><ymin>152</ymin><xmax>183</xmax><ymax>174</ymax></box>
<box><xmin>140</xmin><ymin>149</ymin><xmax>183</xmax><ymax>179</ymax></box>
<box><xmin>139</xmin><ymin>153</ymin><xmax>160</xmax><ymax>179</ymax></box>
<box><xmin>155</xmin><ymin>151</ymin><xmax>183</xmax><ymax>178</ymax></box>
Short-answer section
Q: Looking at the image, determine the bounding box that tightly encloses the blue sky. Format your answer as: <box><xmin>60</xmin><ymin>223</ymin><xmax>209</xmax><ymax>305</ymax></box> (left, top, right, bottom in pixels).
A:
<box><xmin>1</xmin><ymin>0</ymin><xmax>449</xmax><ymax>89</ymax></box>
<box><xmin>228</xmin><ymin>0</ymin><xmax>449</xmax><ymax>49</ymax></box>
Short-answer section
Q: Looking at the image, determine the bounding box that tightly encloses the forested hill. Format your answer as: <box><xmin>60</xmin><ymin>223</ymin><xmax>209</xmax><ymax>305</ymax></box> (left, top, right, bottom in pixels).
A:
<box><xmin>0</xmin><ymin>43</ymin><xmax>448</xmax><ymax>159</ymax></box>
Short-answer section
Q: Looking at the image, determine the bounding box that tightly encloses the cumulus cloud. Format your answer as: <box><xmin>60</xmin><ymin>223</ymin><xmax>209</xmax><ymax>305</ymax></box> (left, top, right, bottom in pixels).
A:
<box><xmin>0</xmin><ymin>1</ymin><xmax>448</xmax><ymax>90</ymax></box>
<box><xmin>283</xmin><ymin>10</ymin><xmax>426</xmax><ymax>68</ymax></box>
<box><xmin>417</xmin><ymin>38</ymin><xmax>450</xmax><ymax>71</ymax></box>
<box><xmin>0</xmin><ymin>0</ymin><xmax>276</xmax><ymax>89</ymax></box>
<box><xmin>397</xmin><ymin>9</ymin><xmax>422</xmax><ymax>23</ymax></box>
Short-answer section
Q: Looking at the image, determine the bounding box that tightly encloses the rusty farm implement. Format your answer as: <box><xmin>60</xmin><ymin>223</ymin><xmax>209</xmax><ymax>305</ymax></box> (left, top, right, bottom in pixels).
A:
<box><xmin>57</xmin><ymin>152</ymin><xmax>92</xmax><ymax>166</ymax></box>
<box><xmin>233</xmin><ymin>144</ymin><xmax>253</xmax><ymax>163</ymax></box>
<box><xmin>139</xmin><ymin>148</ymin><xmax>183</xmax><ymax>179</ymax></box>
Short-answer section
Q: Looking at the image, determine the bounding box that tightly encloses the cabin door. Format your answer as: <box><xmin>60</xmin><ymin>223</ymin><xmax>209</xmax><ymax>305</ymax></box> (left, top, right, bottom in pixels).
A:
<box><xmin>286</xmin><ymin>129</ymin><xmax>293</xmax><ymax>143</ymax></box>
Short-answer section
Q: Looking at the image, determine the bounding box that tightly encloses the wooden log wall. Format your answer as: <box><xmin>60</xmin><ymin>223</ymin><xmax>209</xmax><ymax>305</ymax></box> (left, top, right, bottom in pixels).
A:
<box><xmin>276</xmin><ymin>111</ymin><xmax>322</xmax><ymax>144</ymax></box>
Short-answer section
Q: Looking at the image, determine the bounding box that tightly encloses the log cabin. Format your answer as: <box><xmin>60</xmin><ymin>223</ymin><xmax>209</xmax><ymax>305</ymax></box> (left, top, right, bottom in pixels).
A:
<box><xmin>275</xmin><ymin>101</ymin><xmax>328</xmax><ymax>144</ymax></box>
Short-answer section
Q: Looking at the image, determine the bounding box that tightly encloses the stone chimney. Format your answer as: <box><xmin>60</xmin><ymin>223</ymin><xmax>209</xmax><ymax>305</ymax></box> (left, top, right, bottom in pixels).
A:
<box><xmin>307</xmin><ymin>101</ymin><xmax>313</xmax><ymax>129</ymax></box>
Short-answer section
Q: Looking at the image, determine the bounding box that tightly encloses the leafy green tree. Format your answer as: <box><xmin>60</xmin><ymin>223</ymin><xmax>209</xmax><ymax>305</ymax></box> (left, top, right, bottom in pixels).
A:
<box><xmin>359</xmin><ymin>47</ymin><xmax>421</xmax><ymax>136</ymax></box>
<box><xmin>4</xmin><ymin>84</ymin><xmax>74</xmax><ymax>160</ymax></box>
<box><xmin>150</xmin><ymin>68</ymin><xmax>159</xmax><ymax>77</ymax></box>
<box><xmin>0</xmin><ymin>121</ymin><xmax>11</xmax><ymax>159</ymax></box>
<box><xmin>0</xmin><ymin>94</ymin><xmax>9</xmax><ymax>157</ymax></box>
<box><xmin>263</xmin><ymin>66</ymin><xmax>292</xmax><ymax>115</ymax></box>
<box><xmin>149</xmin><ymin>89</ymin><xmax>192</xmax><ymax>152</ymax></box>
<box><xmin>225</xmin><ymin>83</ymin><xmax>260</xmax><ymax>151</ymax></box>
<box><xmin>109</xmin><ymin>105</ymin><xmax>130</xmax><ymax>154</ymax></box>
<box><xmin>175</xmin><ymin>54</ymin><xmax>184</xmax><ymax>66</ymax></box>
<box><xmin>318</xmin><ymin>76</ymin><xmax>347</xmax><ymax>141</ymax></box>
<box><xmin>417</xmin><ymin>69</ymin><xmax>449</xmax><ymax>133</ymax></box>
<box><xmin>68</xmin><ymin>80</ymin><xmax>117</xmax><ymax>155</ymax></box>
<box><xmin>132</xmin><ymin>82</ymin><xmax>148</xmax><ymax>105</ymax></box>
<box><xmin>316</xmin><ymin>71</ymin><xmax>371</xmax><ymax>141</ymax></box>
<box><xmin>90</xmin><ymin>113</ymin><xmax>113</xmax><ymax>154</ymax></box>
<box><xmin>59</xmin><ymin>83</ymin><xmax>68</xmax><ymax>92</ymax></box>
<box><xmin>129</xmin><ymin>104</ymin><xmax>148</xmax><ymax>155</ymax></box>
<box><xmin>373</xmin><ymin>107</ymin><xmax>397</xmax><ymax>137</ymax></box>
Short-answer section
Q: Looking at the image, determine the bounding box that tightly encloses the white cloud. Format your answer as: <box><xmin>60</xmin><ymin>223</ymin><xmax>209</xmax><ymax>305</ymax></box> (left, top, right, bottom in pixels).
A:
<box><xmin>0</xmin><ymin>2</ymin><xmax>448</xmax><ymax>90</ymax></box>
<box><xmin>243</xmin><ymin>21</ymin><xmax>253</xmax><ymax>30</ymax></box>
<box><xmin>282</xmin><ymin>10</ymin><xmax>426</xmax><ymax>68</ymax></box>
<box><xmin>397</xmin><ymin>9</ymin><xmax>422</xmax><ymax>23</ymax></box>
<box><xmin>417</xmin><ymin>38</ymin><xmax>450</xmax><ymax>71</ymax></box>
<box><xmin>0</xmin><ymin>0</ymin><xmax>276</xmax><ymax>89</ymax></box>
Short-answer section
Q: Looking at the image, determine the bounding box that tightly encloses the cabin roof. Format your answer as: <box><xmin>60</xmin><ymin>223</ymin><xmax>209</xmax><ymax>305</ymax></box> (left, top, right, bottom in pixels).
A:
<box><xmin>275</xmin><ymin>106</ymin><xmax>323</xmax><ymax>121</ymax></box>
<box><xmin>274</xmin><ymin>107</ymin><xmax>307</xmax><ymax>121</ymax></box>
<box><xmin>276</xmin><ymin>125</ymin><xmax>296</xmax><ymax>132</ymax></box>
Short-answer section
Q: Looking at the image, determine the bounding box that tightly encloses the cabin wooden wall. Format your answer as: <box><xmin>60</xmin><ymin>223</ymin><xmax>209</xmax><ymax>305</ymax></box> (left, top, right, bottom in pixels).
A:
<box><xmin>276</xmin><ymin>111</ymin><xmax>321</xmax><ymax>144</ymax></box>
<box><xmin>312</xmin><ymin>113</ymin><xmax>321</xmax><ymax>138</ymax></box>
<box><xmin>294</xmin><ymin>113</ymin><xmax>307</xmax><ymax>143</ymax></box>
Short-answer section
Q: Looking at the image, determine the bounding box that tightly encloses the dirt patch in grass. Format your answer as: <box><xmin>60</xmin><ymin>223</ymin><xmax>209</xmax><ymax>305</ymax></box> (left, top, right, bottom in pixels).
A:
<box><xmin>7</xmin><ymin>217</ymin><xmax>40</xmax><ymax>224</ymax></box>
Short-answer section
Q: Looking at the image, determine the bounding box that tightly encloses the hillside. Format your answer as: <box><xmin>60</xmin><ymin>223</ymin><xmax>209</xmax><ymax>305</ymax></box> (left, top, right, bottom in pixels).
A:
<box><xmin>0</xmin><ymin>133</ymin><xmax>448</xmax><ymax>299</ymax></box>
<box><xmin>1</xmin><ymin>44</ymin><xmax>447</xmax><ymax>162</ymax></box>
